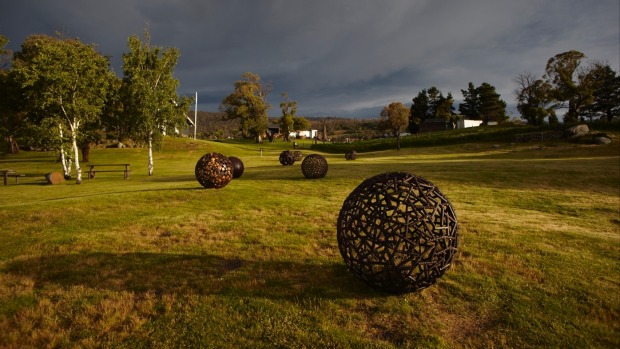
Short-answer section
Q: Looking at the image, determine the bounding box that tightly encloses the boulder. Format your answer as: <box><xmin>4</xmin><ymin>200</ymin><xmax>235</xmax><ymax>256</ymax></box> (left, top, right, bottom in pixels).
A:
<box><xmin>45</xmin><ymin>172</ymin><xmax>65</xmax><ymax>185</ymax></box>
<box><xmin>565</xmin><ymin>124</ymin><xmax>589</xmax><ymax>138</ymax></box>
<box><xmin>594</xmin><ymin>136</ymin><xmax>612</xmax><ymax>145</ymax></box>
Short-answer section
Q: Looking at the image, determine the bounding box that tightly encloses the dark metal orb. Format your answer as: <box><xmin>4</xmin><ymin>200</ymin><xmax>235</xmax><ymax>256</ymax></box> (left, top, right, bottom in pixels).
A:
<box><xmin>228</xmin><ymin>156</ymin><xmax>244</xmax><ymax>179</ymax></box>
<box><xmin>279</xmin><ymin>150</ymin><xmax>296</xmax><ymax>166</ymax></box>
<box><xmin>301</xmin><ymin>154</ymin><xmax>328</xmax><ymax>179</ymax></box>
<box><xmin>345</xmin><ymin>150</ymin><xmax>357</xmax><ymax>160</ymax></box>
<box><xmin>337</xmin><ymin>172</ymin><xmax>459</xmax><ymax>294</ymax></box>
<box><xmin>195</xmin><ymin>152</ymin><xmax>233</xmax><ymax>189</ymax></box>
<box><xmin>293</xmin><ymin>150</ymin><xmax>303</xmax><ymax>161</ymax></box>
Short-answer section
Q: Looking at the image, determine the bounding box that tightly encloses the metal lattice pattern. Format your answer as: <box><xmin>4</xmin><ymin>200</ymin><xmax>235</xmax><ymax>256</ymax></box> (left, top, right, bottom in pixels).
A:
<box><xmin>345</xmin><ymin>150</ymin><xmax>357</xmax><ymax>160</ymax></box>
<box><xmin>337</xmin><ymin>172</ymin><xmax>459</xmax><ymax>293</ymax></box>
<box><xmin>301</xmin><ymin>154</ymin><xmax>328</xmax><ymax>179</ymax></box>
<box><xmin>279</xmin><ymin>150</ymin><xmax>296</xmax><ymax>166</ymax></box>
<box><xmin>228</xmin><ymin>156</ymin><xmax>244</xmax><ymax>179</ymax></box>
<box><xmin>195</xmin><ymin>153</ymin><xmax>233</xmax><ymax>189</ymax></box>
<box><xmin>293</xmin><ymin>151</ymin><xmax>303</xmax><ymax>161</ymax></box>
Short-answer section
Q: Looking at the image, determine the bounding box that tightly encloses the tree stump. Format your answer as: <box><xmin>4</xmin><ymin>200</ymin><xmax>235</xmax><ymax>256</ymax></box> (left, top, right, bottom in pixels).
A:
<box><xmin>337</xmin><ymin>172</ymin><xmax>459</xmax><ymax>293</ymax></box>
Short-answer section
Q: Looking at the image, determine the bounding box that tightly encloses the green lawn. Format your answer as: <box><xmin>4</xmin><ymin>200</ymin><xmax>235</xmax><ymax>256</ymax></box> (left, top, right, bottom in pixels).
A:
<box><xmin>0</xmin><ymin>135</ymin><xmax>618</xmax><ymax>348</ymax></box>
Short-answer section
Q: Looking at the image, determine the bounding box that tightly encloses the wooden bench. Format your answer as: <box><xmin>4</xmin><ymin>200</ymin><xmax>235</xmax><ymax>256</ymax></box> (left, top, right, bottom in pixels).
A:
<box><xmin>1</xmin><ymin>170</ymin><xmax>25</xmax><ymax>185</ymax></box>
<box><xmin>86</xmin><ymin>164</ymin><xmax>131</xmax><ymax>180</ymax></box>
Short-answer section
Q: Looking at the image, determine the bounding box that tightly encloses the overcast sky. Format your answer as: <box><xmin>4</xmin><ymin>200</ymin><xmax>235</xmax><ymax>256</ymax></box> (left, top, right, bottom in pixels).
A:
<box><xmin>1</xmin><ymin>0</ymin><xmax>618</xmax><ymax>118</ymax></box>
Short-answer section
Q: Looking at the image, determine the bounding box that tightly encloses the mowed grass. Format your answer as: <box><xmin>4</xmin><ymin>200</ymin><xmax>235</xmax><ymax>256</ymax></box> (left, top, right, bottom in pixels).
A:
<box><xmin>0</xmin><ymin>135</ymin><xmax>619</xmax><ymax>348</ymax></box>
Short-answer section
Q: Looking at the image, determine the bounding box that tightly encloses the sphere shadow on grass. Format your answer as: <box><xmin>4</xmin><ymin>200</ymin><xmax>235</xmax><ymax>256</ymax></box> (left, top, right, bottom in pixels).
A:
<box><xmin>195</xmin><ymin>153</ymin><xmax>233</xmax><ymax>189</ymax></box>
<box><xmin>337</xmin><ymin>172</ymin><xmax>459</xmax><ymax>294</ymax></box>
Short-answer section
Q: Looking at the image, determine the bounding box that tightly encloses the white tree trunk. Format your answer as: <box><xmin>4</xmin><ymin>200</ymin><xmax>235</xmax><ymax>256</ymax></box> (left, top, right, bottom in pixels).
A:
<box><xmin>147</xmin><ymin>131</ymin><xmax>154</xmax><ymax>176</ymax></box>
<box><xmin>70</xmin><ymin>127</ymin><xmax>82</xmax><ymax>184</ymax></box>
<box><xmin>58</xmin><ymin>125</ymin><xmax>71</xmax><ymax>178</ymax></box>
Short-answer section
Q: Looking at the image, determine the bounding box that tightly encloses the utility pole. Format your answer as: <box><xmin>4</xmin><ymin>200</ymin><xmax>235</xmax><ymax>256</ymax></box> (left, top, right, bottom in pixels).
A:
<box><xmin>194</xmin><ymin>91</ymin><xmax>198</xmax><ymax>139</ymax></box>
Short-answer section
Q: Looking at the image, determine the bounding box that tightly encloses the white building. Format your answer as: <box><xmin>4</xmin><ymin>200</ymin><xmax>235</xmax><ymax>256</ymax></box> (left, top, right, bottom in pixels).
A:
<box><xmin>457</xmin><ymin>119</ymin><xmax>483</xmax><ymax>129</ymax></box>
<box><xmin>290</xmin><ymin>130</ymin><xmax>318</xmax><ymax>139</ymax></box>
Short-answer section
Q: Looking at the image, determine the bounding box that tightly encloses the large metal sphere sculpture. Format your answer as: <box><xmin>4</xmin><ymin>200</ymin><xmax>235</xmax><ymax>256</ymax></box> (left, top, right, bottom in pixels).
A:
<box><xmin>195</xmin><ymin>152</ymin><xmax>233</xmax><ymax>189</ymax></box>
<box><xmin>345</xmin><ymin>150</ymin><xmax>357</xmax><ymax>160</ymax></box>
<box><xmin>279</xmin><ymin>150</ymin><xmax>296</xmax><ymax>166</ymax></box>
<box><xmin>228</xmin><ymin>156</ymin><xmax>244</xmax><ymax>179</ymax></box>
<box><xmin>337</xmin><ymin>172</ymin><xmax>459</xmax><ymax>293</ymax></box>
<box><xmin>301</xmin><ymin>154</ymin><xmax>328</xmax><ymax>179</ymax></box>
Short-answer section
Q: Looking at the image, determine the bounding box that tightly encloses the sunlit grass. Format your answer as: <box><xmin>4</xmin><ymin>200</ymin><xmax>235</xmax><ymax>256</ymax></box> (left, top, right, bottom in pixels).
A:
<box><xmin>0</xmin><ymin>134</ymin><xmax>618</xmax><ymax>348</ymax></box>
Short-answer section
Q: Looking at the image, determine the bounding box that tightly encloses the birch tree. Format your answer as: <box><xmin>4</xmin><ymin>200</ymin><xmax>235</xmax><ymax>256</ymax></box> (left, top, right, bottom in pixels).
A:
<box><xmin>11</xmin><ymin>34</ymin><xmax>113</xmax><ymax>183</ymax></box>
<box><xmin>121</xmin><ymin>31</ymin><xmax>191</xmax><ymax>175</ymax></box>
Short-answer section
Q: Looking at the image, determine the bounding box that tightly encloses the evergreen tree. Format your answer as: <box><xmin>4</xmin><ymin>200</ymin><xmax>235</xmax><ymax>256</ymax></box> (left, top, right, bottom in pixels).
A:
<box><xmin>581</xmin><ymin>62</ymin><xmax>620</xmax><ymax>122</ymax></box>
<box><xmin>459</xmin><ymin>82</ymin><xmax>507</xmax><ymax>124</ymax></box>
<box><xmin>477</xmin><ymin>83</ymin><xmax>508</xmax><ymax>124</ymax></box>
<box><xmin>459</xmin><ymin>82</ymin><xmax>480</xmax><ymax>120</ymax></box>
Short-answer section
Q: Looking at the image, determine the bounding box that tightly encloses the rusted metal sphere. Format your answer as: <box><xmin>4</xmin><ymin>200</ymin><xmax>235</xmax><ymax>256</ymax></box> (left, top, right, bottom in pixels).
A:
<box><xmin>195</xmin><ymin>152</ymin><xmax>233</xmax><ymax>189</ymax></box>
<box><xmin>337</xmin><ymin>172</ymin><xmax>459</xmax><ymax>293</ymax></box>
<box><xmin>279</xmin><ymin>150</ymin><xmax>296</xmax><ymax>166</ymax></box>
<box><xmin>228</xmin><ymin>156</ymin><xmax>244</xmax><ymax>179</ymax></box>
<box><xmin>301</xmin><ymin>154</ymin><xmax>328</xmax><ymax>179</ymax></box>
<box><xmin>345</xmin><ymin>150</ymin><xmax>357</xmax><ymax>160</ymax></box>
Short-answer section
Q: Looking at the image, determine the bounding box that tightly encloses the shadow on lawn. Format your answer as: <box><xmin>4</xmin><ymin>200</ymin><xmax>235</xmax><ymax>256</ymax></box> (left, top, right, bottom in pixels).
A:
<box><xmin>2</xmin><ymin>252</ymin><xmax>379</xmax><ymax>300</ymax></box>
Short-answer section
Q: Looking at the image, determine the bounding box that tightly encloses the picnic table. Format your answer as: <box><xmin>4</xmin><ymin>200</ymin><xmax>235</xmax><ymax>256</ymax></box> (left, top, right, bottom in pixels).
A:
<box><xmin>1</xmin><ymin>170</ymin><xmax>25</xmax><ymax>185</ymax></box>
<box><xmin>86</xmin><ymin>164</ymin><xmax>131</xmax><ymax>179</ymax></box>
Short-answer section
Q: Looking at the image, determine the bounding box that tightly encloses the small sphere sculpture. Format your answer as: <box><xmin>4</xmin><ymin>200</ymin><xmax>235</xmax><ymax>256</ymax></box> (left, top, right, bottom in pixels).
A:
<box><xmin>293</xmin><ymin>150</ymin><xmax>303</xmax><ymax>161</ymax></box>
<box><xmin>345</xmin><ymin>150</ymin><xmax>357</xmax><ymax>160</ymax></box>
<box><xmin>279</xmin><ymin>150</ymin><xmax>296</xmax><ymax>166</ymax></box>
<box><xmin>195</xmin><ymin>152</ymin><xmax>233</xmax><ymax>189</ymax></box>
<box><xmin>337</xmin><ymin>172</ymin><xmax>459</xmax><ymax>293</ymax></box>
<box><xmin>301</xmin><ymin>154</ymin><xmax>328</xmax><ymax>179</ymax></box>
<box><xmin>228</xmin><ymin>156</ymin><xmax>244</xmax><ymax>179</ymax></box>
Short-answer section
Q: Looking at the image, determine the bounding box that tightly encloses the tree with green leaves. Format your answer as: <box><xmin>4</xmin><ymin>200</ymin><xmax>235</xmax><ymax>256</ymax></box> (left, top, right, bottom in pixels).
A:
<box><xmin>458</xmin><ymin>82</ymin><xmax>481</xmax><ymax>120</ymax></box>
<box><xmin>544</xmin><ymin>50</ymin><xmax>590</xmax><ymax>123</ymax></box>
<box><xmin>581</xmin><ymin>62</ymin><xmax>620</xmax><ymax>122</ymax></box>
<box><xmin>477</xmin><ymin>83</ymin><xmax>508</xmax><ymax>124</ymax></box>
<box><xmin>379</xmin><ymin>102</ymin><xmax>409</xmax><ymax>150</ymax></box>
<box><xmin>279</xmin><ymin>92</ymin><xmax>296</xmax><ymax>142</ymax></box>
<box><xmin>11</xmin><ymin>34</ymin><xmax>114</xmax><ymax>183</ymax></box>
<box><xmin>0</xmin><ymin>34</ymin><xmax>22</xmax><ymax>154</ymax></box>
<box><xmin>121</xmin><ymin>31</ymin><xmax>192</xmax><ymax>176</ymax></box>
<box><xmin>459</xmin><ymin>82</ymin><xmax>507</xmax><ymax>124</ymax></box>
<box><xmin>409</xmin><ymin>89</ymin><xmax>430</xmax><ymax>134</ymax></box>
<box><xmin>293</xmin><ymin>115</ymin><xmax>311</xmax><ymax>134</ymax></box>
<box><xmin>513</xmin><ymin>72</ymin><xmax>555</xmax><ymax>125</ymax></box>
<box><xmin>410</xmin><ymin>87</ymin><xmax>455</xmax><ymax>132</ymax></box>
<box><xmin>220</xmin><ymin>72</ymin><xmax>271</xmax><ymax>143</ymax></box>
<box><xmin>436</xmin><ymin>92</ymin><xmax>458</xmax><ymax>128</ymax></box>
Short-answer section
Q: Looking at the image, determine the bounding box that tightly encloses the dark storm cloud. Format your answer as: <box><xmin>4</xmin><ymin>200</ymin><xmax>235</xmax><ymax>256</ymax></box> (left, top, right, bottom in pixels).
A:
<box><xmin>1</xmin><ymin>0</ymin><xmax>618</xmax><ymax>118</ymax></box>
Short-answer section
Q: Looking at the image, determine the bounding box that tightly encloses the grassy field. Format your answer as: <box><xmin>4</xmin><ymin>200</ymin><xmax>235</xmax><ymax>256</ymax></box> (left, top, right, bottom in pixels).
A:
<box><xmin>0</xmin><ymin>133</ymin><xmax>619</xmax><ymax>348</ymax></box>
